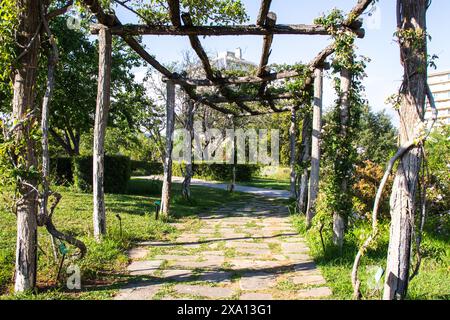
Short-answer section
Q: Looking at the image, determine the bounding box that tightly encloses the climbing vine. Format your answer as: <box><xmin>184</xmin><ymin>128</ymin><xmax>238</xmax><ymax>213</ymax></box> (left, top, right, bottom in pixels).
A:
<box><xmin>314</xmin><ymin>9</ymin><xmax>369</xmax><ymax>242</ymax></box>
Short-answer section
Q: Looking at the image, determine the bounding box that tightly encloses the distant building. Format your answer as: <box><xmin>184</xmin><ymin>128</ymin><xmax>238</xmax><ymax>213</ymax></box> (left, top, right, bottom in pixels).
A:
<box><xmin>426</xmin><ymin>70</ymin><xmax>450</xmax><ymax>126</ymax></box>
<box><xmin>188</xmin><ymin>48</ymin><xmax>256</xmax><ymax>77</ymax></box>
<box><xmin>211</xmin><ymin>48</ymin><xmax>256</xmax><ymax>71</ymax></box>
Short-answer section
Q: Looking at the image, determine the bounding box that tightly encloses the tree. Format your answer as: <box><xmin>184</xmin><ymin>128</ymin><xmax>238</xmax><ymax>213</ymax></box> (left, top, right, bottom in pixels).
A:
<box><xmin>10</xmin><ymin>0</ymin><xmax>41</xmax><ymax>293</ymax></box>
<box><xmin>46</xmin><ymin>17</ymin><xmax>143</xmax><ymax>156</ymax></box>
<box><xmin>383</xmin><ymin>0</ymin><xmax>429</xmax><ymax>300</ymax></box>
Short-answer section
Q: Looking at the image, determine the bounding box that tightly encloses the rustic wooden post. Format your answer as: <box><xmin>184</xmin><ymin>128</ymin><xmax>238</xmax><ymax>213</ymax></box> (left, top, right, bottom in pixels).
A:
<box><xmin>297</xmin><ymin>115</ymin><xmax>311</xmax><ymax>214</ymax></box>
<box><xmin>182</xmin><ymin>99</ymin><xmax>195</xmax><ymax>200</ymax></box>
<box><xmin>160</xmin><ymin>80</ymin><xmax>176</xmax><ymax>217</ymax></box>
<box><xmin>306</xmin><ymin>68</ymin><xmax>323</xmax><ymax>227</ymax></box>
<box><xmin>13</xmin><ymin>0</ymin><xmax>40</xmax><ymax>292</ymax></box>
<box><xmin>93</xmin><ymin>26</ymin><xmax>112</xmax><ymax>241</ymax></box>
<box><xmin>289</xmin><ymin>107</ymin><xmax>297</xmax><ymax>198</ymax></box>
<box><xmin>333</xmin><ymin>67</ymin><xmax>351</xmax><ymax>250</ymax></box>
<box><xmin>383</xmin><ymin>0</ymin><xmax>428</xmax><ymax>300</ymax></box>
<box><xmin>229</xmin><ymin>116</ymin><xmax>237</xmax><ymax>192</ymax></box>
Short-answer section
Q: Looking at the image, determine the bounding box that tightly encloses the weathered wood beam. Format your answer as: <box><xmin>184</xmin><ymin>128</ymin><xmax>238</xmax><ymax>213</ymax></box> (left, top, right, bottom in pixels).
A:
<box><xmin>181</xmin><ymin>13</ymin><xmax>215</xmax><ymax>80</ymax></box>
<box><xmin>202</xmin><ymin>92</ymin><xmax>293</xmax><ymax>104</ymax></box>
<box><xmin>81</xmin><ymin>0</ymin><xmax>235</xmax><ymax>115</ymax></box>
<box><xmin>168</xmin><ymin>0</ymin><xmax>181</xmax><ymax>27</ymax></box>
<box><xmin>257</xmin><ymin>11</ymin><xmax>276</xmax><ymax>99</ymax></box>
<box><xmin>306</xmin><ymin>67</ymin><xmax>323</xmax><ymax>228</ymax></box>
<box><xmin>181</xmin><ymin>12</ymin><xmax>257</xmax><ymax>115</ymax></box>
<box><xmin>91</xmin><ymin>23</ymin><xmax>364</xmax><ymax>37</ymax></box>
<box><xmin>257</xmin><ymin>12</ymin><xmax>276</xmax><ymax>77</ymax></box>
<box><xmin>256</xmin><ymin>0</ymin><xmax>273</xmax><ymax>25</ymax></box>
<box><xmin>93</xmin><ymin>27</ymin><xmax>112</xmax><ymax>240</ymax></box>
<box><xmin>160</xmin><ymin>80</ymin><xmax>175</xmax><ymax>217</ymax></box>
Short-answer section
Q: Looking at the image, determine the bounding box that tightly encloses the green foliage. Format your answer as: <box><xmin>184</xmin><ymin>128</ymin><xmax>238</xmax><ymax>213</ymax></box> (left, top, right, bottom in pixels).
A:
<box><xmin>72</xmin><ymin>155</ymin><xmax>131</xmax><ymax>193</ymax></box>
<box><xmin>316</xmin><ymin>8</ymin><xmax>370</xmax><ymax>226</ymax></box>
<box><xmin>125</xmin><ymin>178</ymin><xmax>162</xmax><ymax>196</ymax></box>
<box><xmin>50</xmin><ymin>157</ymin><xmax>73</xmax><ymax>185</ymax></box>
<box><xmin>45</xmin><ymin>17</ymin><xmax>147</xmax><ymax>156</ymax></box>
<box><xmin>0</xmin><ymin>0</ymin><xmax>18</xmax><ymax>105</ymax></box>
<box><xmin>355</xmin><ymin>107</ymin><xmax>397</xmax><ymax>165</ymax></box>
<box><xmin>130</xmin><ymin>160</ymin><xmax>163</xmax><ymax>176</ymax></box>
<box><xmin>425</xmin><ymin>126</ymin><xmax>450</xmax><ymax>218</ymax></box>
<box><xmin>134</xmin><ymin>0</ymin><xmax>248</xmax><ymax>25</ymax></box>
<box><xmin>292</xmin><ymin>213</ymin><xmax>449</xmax><ymax>299</ymax></box>
<box><xmin>172</xmin><ymin>162</ymin><xmax>259</xmax><ymax>182</ymax></box>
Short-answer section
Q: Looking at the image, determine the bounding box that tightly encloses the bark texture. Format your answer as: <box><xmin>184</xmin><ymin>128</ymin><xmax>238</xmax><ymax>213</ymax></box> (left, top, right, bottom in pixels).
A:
<box><xmin>383</xmin><ymin>0</ymin><xmax>428</xmax><ymax>300</ymax></box>
<box><xmin>297</xmin><ymin>115</ymin><xmax>311</xmax><ymax>214</ymax></box>
<box><xmin>289</xmin><ymin>107</ymin><xmax>297</xmax><ymax>198</ymax></box>
<box><xmin>93</xmin><ymin>27</ymin><xmax>112</xmax><ymax>240</ymax></box>
<box><xmin>161</xmin><ymin>81</ymin><xmax>176</xmax><ymax>217</ymax></box>
<box><xmin>306</xmin><ymin>68</ymin><xmax>323</xmax><ymax>227</ymax></box>
<box><xmin>13</xmin><ymin>0</ymin><xmax>40</xmax><ymax>293</ymax></box>
<box><xmin>333</xmin><ymin>67</ymin><xmax>351</xmax><ymax>250</ymax></box>
<box><xmin>182</xmin><ymin>100</ymin><xmax>194</xmax><ymax>200</ymax></box>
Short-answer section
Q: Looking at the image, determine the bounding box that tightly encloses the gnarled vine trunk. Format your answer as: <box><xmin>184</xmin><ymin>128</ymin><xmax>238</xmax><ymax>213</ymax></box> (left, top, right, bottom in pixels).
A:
<box><xmin>383</xmin><ymin>0</ymin><xmax>428</xmax><ymax>300</ymax></box>
<box><xmin>12</xmin><ymin>0</ymin><xmax>40</xmax><ymax>292</ymax></box>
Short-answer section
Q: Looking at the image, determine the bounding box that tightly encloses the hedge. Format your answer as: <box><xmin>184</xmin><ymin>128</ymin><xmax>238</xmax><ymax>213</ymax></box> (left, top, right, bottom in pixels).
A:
<box><xmin>50</xmin><ymin>157</ymin><xmax>73</xmax><ymax>185</ymax></box>
<box><xmin>173</xmin><ymin>162</ymin><xmax>259</xmax><ymax>182</ymax></box>
<box><xmin>72</xmin><ymin>155</ymin><xmax>131</xmax><ymax>194</ymax></box>
<box><xmin>130</xmin><ymin>160</ymin><xmax>163</xmax><ymax>176</ymax></box>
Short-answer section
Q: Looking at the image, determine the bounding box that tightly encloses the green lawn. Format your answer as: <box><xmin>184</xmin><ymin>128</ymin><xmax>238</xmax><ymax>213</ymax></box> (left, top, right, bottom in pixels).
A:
<box><xmin>291</xmin><ymin>214</ymin><xmax>450</xmax><ymax>300</ymax></box>
<box><xmin>0</xmin><ymin>178</ymin><xmax>252</xmax><ymax>299</ymax></box>
<box><xmin>237</xmin><ymin>177</ymin><xmax>290</xmax><ymax>191</ymax></box>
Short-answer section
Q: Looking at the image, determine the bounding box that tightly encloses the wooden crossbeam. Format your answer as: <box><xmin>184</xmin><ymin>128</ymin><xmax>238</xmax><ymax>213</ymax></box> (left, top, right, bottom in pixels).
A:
<box><xmin>181</xmin><ymin>12</ymin><xmax>258</xmax><ymax>115</ymax></box>
<box><xmin>81</xmin><ymin>0</ymin><xmax>238</xmax><ymax>115</ymax></box>
<box><xmin>181</xmin><ymin>13</ymin><xmax>215</xmax><ymax>80</ymax></box>
<box><xmin>91</xmin><ymin>23</ymin><xmax>364</xmax><ymax>38</ymax></box>
<box><xmin>202</xmin><ymin>92</ymin><xmax>293</xmax><ymax>104</ymax></box>
<box><xmin>257</xmin><ymin>12</ymin><xmax>276</xmax><ymax>77</ymax></box>
<box><xmin>168</xmin><ymin>0</ymin><xmax>181</xmax><ymax>27</ymax></box>
<box><xmin>256</xmin><ymin>0</ymin><xmax>273</xmax><ymax>25</ymax></box>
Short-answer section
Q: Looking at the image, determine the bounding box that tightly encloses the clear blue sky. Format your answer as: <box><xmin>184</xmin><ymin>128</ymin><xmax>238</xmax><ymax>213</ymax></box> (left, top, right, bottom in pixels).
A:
<box><xmin>114</xmin><ymin>1</ymin><xmax>450</xmax><ymax>126</ymax></box>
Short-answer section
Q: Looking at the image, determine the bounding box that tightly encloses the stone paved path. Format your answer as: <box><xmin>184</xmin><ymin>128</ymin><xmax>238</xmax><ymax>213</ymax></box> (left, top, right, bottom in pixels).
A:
<box><xmin>114</xmin><ymin>198</ymin><xmax>331</xmax><ymax>300</ymax></box>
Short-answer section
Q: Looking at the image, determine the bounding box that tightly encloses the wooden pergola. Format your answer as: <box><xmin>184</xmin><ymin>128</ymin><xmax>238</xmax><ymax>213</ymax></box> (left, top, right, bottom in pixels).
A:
<box><xmin>81</xmin><ymin>0</ymin><xmax>374</xmax><ymax>238</ymax></box>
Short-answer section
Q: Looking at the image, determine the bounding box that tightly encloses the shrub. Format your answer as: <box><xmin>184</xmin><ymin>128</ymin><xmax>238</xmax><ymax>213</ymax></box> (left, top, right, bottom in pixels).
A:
<box><xmin>130</xmin><ymin>161</ymin><xmax>163</xmax><ymax>176</ymax></box>
<box><xmin>50</xmin><ymin>157</ymin><xmax>73</xmax><ymax>185</ymax></box>
<box><xmin>126</xmin><ymin>178</ymin><xmax>162</xmax><ymax>196</ymax></box>
<box><xmin>73</xmin><ymin>155</ymin><xmax>131</xmax><ymax>194</ymax></box>
<box><xmin>172</xmin><ymin>162</ymin><xmax>259</xmax><ymax>182</ymax></box>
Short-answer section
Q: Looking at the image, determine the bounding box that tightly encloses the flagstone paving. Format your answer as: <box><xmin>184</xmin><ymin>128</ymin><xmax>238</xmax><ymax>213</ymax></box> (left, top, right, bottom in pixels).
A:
<box><xmin>114</xmin><ymin>198</ymin><xmax>332</xmax><ymax>300</ymax></box>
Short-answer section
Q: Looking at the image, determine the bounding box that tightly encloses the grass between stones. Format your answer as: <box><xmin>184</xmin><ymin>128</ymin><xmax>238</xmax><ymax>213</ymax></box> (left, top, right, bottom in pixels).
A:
<box><xmin>0</xmin><ymin>179</ymin><xmax>253</xmax><ymax>299</ymax></box>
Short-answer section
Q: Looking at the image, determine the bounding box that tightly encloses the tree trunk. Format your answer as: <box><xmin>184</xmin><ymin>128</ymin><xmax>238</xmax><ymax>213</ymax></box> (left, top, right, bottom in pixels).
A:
<box><xmin>383</xmin><ymin>0</ymin><xmax>428</xmax><ymax>300</ymax></box>
<box><xmin>93</xmin><ymin>27</ymin><xmax>112</xmax><ymax>241</ymax></box>
<box><xmin>306</xmin><ymin>68</ymin><xmax>323</xmax><ymax>227</ymax></box>
<box><xmin>160</xmin><ymin>81</ymin><xmax>176</xmax><ymax>217</ymax></box>
<box><xmin>182</xmin><ymin>100</ymin><xmax>194</xmax><ymax>200</ymax></box>
<box><xmin>289</xmin><ymin>107</ymin><xmax>297</xmax><ymax>198</ymax></box>
<box><xmin>333</xmin><ymin>67</ymin><xmax>351</xmax><ymax>250</ymax></box>
<box><xmin>297</xmin><ymin>115</ymin><xmax>311</xmax><ymax>214</ymax></box>
<box><xmin>13</xmin><ymin>0</ymin><xmax>40</xmax><ymax>293</ymax></box>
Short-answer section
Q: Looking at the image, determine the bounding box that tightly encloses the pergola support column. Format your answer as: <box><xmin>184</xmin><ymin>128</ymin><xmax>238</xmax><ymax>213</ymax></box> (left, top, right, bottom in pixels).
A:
<box><xmin>289</xmin><ymin>107</ymin><xmax>297</xmax><ymax>198</ymax></box>
<box><xmin>160</xmin><ymin>81</ymin><xmax>176</xmax><ymax>217</ymax></box>
<box><xmin>93</xmin><ymin>26</ymin><xmax>112</xmax><ymax>240</ymax></box>
<box><xmin>306</xmin><ymin>68</ymin><xmax>323</xmax><ymax>227</ymax></box>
